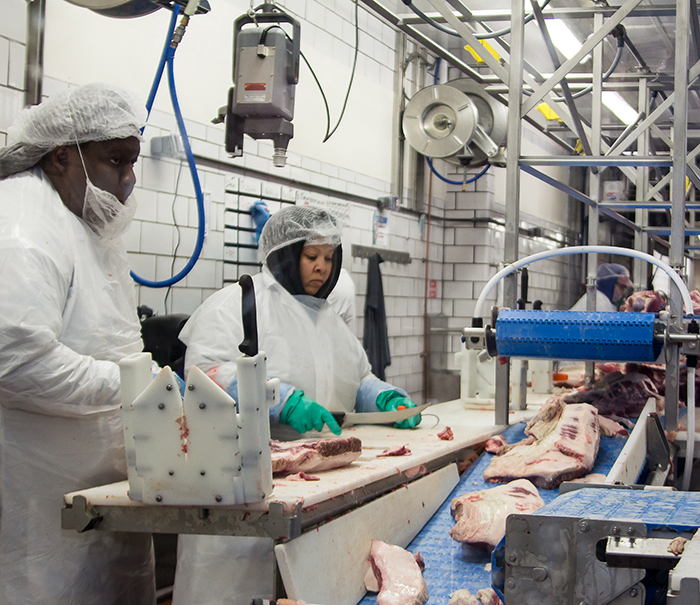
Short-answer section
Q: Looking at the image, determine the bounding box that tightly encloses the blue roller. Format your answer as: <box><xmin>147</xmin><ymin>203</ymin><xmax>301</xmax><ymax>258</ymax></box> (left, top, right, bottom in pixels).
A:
<box><xmin>495</xmin><ymin>310</ymin><xmax>662</xmax><ymax>362</ymax></box>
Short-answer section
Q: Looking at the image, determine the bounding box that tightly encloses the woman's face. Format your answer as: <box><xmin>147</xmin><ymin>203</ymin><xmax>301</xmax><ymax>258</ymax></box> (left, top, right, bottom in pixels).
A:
<box><xmin>299</xmin><ymin>244</ymin><xmax>335</xmax><ymax>295</ymax></box>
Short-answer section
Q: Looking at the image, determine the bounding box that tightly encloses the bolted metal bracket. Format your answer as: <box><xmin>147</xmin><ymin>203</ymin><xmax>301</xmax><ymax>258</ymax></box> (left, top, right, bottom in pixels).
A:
<box><xmin>261</xmin><ymin>501</ymin><xmax>302</xmax><ymax>541</ymax></box>
<box><xmin>61</xmin><ymin>495</ymin><xmax>103</xmax><ymax>533</ymax></box>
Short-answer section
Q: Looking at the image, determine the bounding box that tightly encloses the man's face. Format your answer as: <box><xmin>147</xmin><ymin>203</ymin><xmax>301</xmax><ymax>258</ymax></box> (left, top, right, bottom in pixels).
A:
<box><xmin>81</xmin><ymin>137</ymin><xmax>141</xmax><ymax>203</ymax></box>
<box><xmin>62</xmin><ymin>137</ymin><xmax>141</xmax><ymax>214</ymax></box>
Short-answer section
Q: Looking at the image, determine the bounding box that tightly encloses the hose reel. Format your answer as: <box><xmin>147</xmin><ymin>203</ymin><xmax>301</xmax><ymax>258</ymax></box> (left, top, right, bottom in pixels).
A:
<box><xmin>402</xmin><ymin>79</ymin><xmax>508</xmax><ymax>167</ymax></box>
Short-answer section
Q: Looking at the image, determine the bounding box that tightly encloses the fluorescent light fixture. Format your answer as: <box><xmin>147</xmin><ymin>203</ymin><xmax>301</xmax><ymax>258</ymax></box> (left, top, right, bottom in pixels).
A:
<box><xmin>602</xmin><ymin>91</ymin><xmax>638</xmax><ymax>125</ymax></box>
<box><xmin>546</xmin><ymin>19</ymin><xmax>582</xmax><ymax>60</ymax></box>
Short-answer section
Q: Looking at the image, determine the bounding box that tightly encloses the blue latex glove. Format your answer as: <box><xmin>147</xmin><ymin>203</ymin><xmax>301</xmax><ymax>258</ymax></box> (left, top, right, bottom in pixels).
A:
<box><xmin>376</xmin><ymin>390</ymin><xmax>422</xmax><ymax>429</ymax></box>
<box><xmin>280</xmin><ymin>391</ymin><xmax>342</xmax><ymax>435</ymax></box>
<box><xmin>175</xmin><ymin>374</ymin><xmax>186</xmax><ymax>397</ymax></box>
<box><xmin>250</xmin><ymin>201</ymin><xmax>271</xmax><ymax>243</ymax></box>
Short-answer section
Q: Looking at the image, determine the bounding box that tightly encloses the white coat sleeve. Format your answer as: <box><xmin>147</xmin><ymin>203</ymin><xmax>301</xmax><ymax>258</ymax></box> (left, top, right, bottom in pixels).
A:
<box><xmin>0</xmin><ymin>246</ymin><xmax>120</xmax><ymax>417</ymax></box>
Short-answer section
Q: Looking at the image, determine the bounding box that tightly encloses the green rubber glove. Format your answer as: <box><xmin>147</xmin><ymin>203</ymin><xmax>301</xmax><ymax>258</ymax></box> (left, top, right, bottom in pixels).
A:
<box><xmin>376</xmin><ymin>390</ymin><xmax>422</xmax><ymax>429</ymax></box>
<box><xmin>280</xmin><ymin>391</ymin><xmax>342</xmax><ymax>435</ymax></box>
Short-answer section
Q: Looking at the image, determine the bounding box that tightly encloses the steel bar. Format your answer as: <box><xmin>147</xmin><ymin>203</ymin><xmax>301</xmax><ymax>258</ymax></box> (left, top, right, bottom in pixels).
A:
<box><xmin>423</xmin><ymin>0</ymin><xmax>510</xmax><ymax>83</ymax></box>
<box><xmin>606</xmin><ymin>59</ymin><xmax>700</xmax><ymax>158</ymax></box>
<box><xmin>24</xmin><ymin>0</ymin><xmax>45</xmax><ymax>107</ymax></box>
<box><xmin>665</xmin><ymin>0</ymin><xmax>692</xmax><ymax>434</ymax></box>
<box><xmin>396</xmin><ymin>4</ymin><xmax>680</xmax><ymax>25</ymax></box>
<box><xmin>520</xmin><ymin>156</ymin><xmax>673</xmax><ymax>167</ymax></box>
<box><xmin>634</xmin><ymin>80</ymin><xmax>651</xmax><ymax>288</ymax></box>
<box><xmin>494</xmin><ymin>0</ymin><xmax>527</xmax><ymax>428</ymax></box>
<box><xmin>522</xmin><ymin>0</ymin><xmax>644</xmax><ymax>115</ymax></box>
<box><xmin>529</xmin><ymin>0</ymin><xmax>593</xmax><ymax>159</ymax></box>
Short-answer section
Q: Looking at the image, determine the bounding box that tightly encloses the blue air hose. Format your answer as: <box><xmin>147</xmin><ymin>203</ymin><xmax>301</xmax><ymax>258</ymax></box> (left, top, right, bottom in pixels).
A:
<box><xmin>426</xmin><ymin>157</ymin><xmax>490</xmax><ymax>185</ymax></box>
<box><xmin>131</xmin><ymin>5</ymin><xmax>206</xmax><ymax>288</ymax></box>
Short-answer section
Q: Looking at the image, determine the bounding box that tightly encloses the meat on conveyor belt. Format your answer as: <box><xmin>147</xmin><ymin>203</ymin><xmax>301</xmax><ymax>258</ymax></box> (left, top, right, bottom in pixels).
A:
<box><xmin>449</xmin><ymin>478</ymin><xmax>544</xmax><ymax>549</ymax></box>
<box><xmin>270</xmin><ymin>437</ymin><xmax>362</xmax><ymax>475</ymax></box>
<box><xmin>365</xmin><ymin>539</ymin><xmax>428</xmax><ymax>605</ymax></box>
<box><xmin>483</xmin><ymin>399</ymin><xmax>601</xmax><ymax>488</ymax></box>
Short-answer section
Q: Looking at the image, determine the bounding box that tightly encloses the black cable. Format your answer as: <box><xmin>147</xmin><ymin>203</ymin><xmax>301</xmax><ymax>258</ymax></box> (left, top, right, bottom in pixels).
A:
<box><xmin>402</xmin><ymin>0</ymin><xmax>551</xmax><ymax>40</ymax></box>
<box><xmin>261</xmin><ymin>1</ymin><xmax>359</xmax><ymax>144</ymax></box>
<box><xmin>323</xmin><ymin>0</ymin><xmax>359</xmax><ymax>142</ymax></box>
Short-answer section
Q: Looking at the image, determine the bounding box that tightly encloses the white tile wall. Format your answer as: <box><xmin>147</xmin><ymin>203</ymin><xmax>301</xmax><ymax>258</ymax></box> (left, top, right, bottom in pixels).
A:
<box><xmin>0</xmin><ymin>0</ymin><xmax>591</xmax><ymax>405</ymax></box>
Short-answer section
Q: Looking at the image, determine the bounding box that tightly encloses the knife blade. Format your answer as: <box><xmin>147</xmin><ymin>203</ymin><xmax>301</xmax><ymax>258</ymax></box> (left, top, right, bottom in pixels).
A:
<box><xmin>331</xmin><ymin>403</ymin><xmax>431</xmax><ymax>427</ymax></box>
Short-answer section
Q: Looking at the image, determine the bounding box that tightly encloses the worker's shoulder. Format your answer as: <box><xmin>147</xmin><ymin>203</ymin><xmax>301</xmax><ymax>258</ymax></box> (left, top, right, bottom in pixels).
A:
<box><xmin>0</xmin><ymin>170</ymin><xmax>76</xmax><ymax>262</ymax></box>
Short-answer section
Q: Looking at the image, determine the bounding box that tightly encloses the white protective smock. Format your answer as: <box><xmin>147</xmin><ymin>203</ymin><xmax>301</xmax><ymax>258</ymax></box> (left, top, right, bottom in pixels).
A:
<box><xmin>569</xmin><ymin>289</ymin><xmax>617</xmax><ymax>312</ymax></box>
<box><xmin>327</xmin><ymin>267</ymin><xmax>357</xmax><ymax>333</ymax></box>
<box><xmin>0</xmin><ymin>168</ymin><xmax>155</xmax><ymax>604</ymax></box>
<box><xmin>172</xmin><ymin>268</ymin><xmax>375</xmax><ymax>605</ymax></box>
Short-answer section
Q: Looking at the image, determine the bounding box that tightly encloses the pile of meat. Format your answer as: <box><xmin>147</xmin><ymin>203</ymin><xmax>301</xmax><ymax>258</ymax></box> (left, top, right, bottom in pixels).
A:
<box><xmin>563</xmin><ymin>371</ymin><xmax>663</xmax><ymax>416</ymax></box>
<box><xmin>620</xmin><ymin>288</ymin><xmax>700</xmax><ymax>315</ymax></box>
<box><xmin>449</xmin><ymin>479</ymin><xmax>544</xmax><ymax>549</ymax></box>
<box><xmin>482</xmin><ymin>397</ymin><xmax>601</xmax><ymax>488</ymax></box>
<box><xmin>270</xmin><ymin>437</ymin><xmax>362</xmax><ymax>475</ymax></box>
<box><xmin>364</xmin><ymin>540</ymin><xmax>428</xmax><ymax>605</ymax></box>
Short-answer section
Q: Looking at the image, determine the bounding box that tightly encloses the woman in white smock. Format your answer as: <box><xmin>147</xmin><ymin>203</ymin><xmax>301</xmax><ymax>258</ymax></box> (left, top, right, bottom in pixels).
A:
<box><xmin>172</xmin><ymin>205</ymin><xmax>421</xmax><ymax>605</ymax></box>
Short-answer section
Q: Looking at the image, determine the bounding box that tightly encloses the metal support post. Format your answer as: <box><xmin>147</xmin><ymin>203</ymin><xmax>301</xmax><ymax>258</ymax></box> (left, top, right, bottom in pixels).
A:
<box><xmin>584</xmin><ymin>12</ymin><xmax>605</xmax><ymax>386</ymax></box>
<box><xmin>494</xmin><ymin>0</ymin><xmax>525</xmax><ymax>426</ymax></box>
<box><xmin>24</xmin><ymin>0</ymin><xmax>45</xmax><ymax>107</ymax></box>
<box><xmin>634</xmin><ymin>79</ymin><xmax>651</xmax><ymax>289</ymax></box>
<box><xmin>666</xmin><ymin>0</ymin><xmax>691</xmax><ymax>432</ymax></box>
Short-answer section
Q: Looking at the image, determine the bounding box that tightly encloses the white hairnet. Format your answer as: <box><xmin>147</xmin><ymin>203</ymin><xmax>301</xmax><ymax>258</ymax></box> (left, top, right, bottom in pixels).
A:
<box><xmin>259</xmin><ymin>205</ymin><xmax>342</xmax><ymax>262</ymax></box>
<box><xmin>0</xmin><ymin>82</ymin><xmax>147</xmax><ymax>179</ymax></box>
<box><xmin>597</xmin><ymin>263</ymin><xmax>633</xmax><ymax>286</ymax></box>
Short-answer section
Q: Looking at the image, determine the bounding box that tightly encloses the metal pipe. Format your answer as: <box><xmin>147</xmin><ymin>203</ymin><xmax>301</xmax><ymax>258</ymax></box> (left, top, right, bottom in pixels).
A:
<box><xmin>24</xmin><ymin>0</ymin><xmax>46</xmax><ymax>107</ymax></box>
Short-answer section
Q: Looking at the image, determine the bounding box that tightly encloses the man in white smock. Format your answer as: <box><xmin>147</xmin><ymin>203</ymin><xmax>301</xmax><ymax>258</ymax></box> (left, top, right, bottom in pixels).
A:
<box><xmin>0</xmin><ymin>83</ymin><xmax>155</xmax><ymax>604</ymax></box>
<box><xmin>172</xmin><ymin>204</ymin><xmax>420</xmax><ymax>605</ymax></box>
<box><xmin>570</xmin><ymin>263</ymin><xmax>634</xmax><ymax>312</ymax></box>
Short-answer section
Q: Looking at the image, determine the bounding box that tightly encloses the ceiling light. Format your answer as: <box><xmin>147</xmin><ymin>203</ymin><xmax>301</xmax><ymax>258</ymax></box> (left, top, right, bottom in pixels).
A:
<box><xmin>602</xmin><ymin>91</ymin><xmax>638</xmax><ymax>125</ymax></box>
<box><xmin>546</xmin><ymin>19</ymin><xmax>583</xmax><ymax>60</ymax></box>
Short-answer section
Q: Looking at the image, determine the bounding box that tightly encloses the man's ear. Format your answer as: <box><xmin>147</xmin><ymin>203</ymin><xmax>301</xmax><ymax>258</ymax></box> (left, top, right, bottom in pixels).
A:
<box><xmin>41</xmin><ymin>145</ymin><xmax>72</xmax><ymax>175</ymax></box>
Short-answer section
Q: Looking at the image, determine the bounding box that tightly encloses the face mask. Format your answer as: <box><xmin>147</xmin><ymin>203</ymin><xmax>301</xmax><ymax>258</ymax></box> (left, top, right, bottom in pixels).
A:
<box><xmin>82</xmin><ymin>177</ymin><xmax>137</xmax><ymax>241</ymax></box>
<box><xmin>75</xmin><ymin>143</ymin><xmax>137</xmax><ymax>241</ymax></box>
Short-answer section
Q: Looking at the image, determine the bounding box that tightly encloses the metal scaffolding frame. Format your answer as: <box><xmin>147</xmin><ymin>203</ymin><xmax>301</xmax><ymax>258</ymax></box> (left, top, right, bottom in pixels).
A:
<box><xmin>360</xmin><ymin>0</ymin><xmax>698</xmax><ymax>436</ymax></box>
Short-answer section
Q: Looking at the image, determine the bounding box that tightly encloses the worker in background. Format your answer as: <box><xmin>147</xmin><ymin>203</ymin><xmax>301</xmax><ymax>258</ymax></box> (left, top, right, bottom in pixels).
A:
<box><xmin>0</xmin><ymin>83</ymin><xmax>155</xmax><ymax>604</ymax></box>
<box><xmin>251</xmin><ymin>200</ymin><xmax>357</xmax><ymax>332</ymax></box>
<box><xmin>172</xmin><ymin>204</ymin><xmax>420</xmax><ymax>605</ymax></box>
<box><xmin>570</xmin><ymin>263</ymin><xmax>634</xmax><ymax>312</ymax></box>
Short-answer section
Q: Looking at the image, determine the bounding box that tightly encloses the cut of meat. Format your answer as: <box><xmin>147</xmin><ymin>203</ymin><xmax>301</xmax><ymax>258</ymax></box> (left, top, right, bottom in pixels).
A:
<box><xmin>483</xmin><ymin>404</ymin><xmax>600</xmax><ymax>489</ymax></box>
<box><xmin>524</xmin><ymin>396</ymin><xmax>565</xmax><ymax>440</ymax></box>
<box><xmin>284</xmin><ymin>472</ymin><xmax>320</xmax><ymax>481</ymax></box>
<box><xmin>568</xmin><ymin>472</ymin><xmax>607</xmax><ymax>484</ymax></box>
<box><xmin>366</xmin><ymin>540</ymin><xmax>428</xmax><ymax>605</ymax></box>
<box><xmin>270</xmin><ymin>437</ymin><xmax>362</xmax><ymax>475</ymax></box>
<box><xmin>598</xmin><ymin>415</ymin><xmax>629</xmax><ymax>438</ymax></box>
<box><xmin>438</xmin><ymin>426</ymin><xmax>454</xmax><ymax>441</ymax></box>
<box><xmin>448</xmin><ymin>590</ymin><xmax>480</xmax><ymax>605</ymax></box>
<box><xmin>449</xmin><ymin>478</ymin><xmax>544</xmax><ymax>549</ymax></box>
<box><xmin>377</xmin><ymin>444</ymin><xmax>411</xmax><ymax>457</ymax></box>
<box><xmin>477</xmin><ymin>588</ymin><xmax>503</xmax><ymax>605</ymax></box>
<box><xmin>485</xmin><ymin>434</ymin><xmax>508</xmax><ymax>454</ymax></box>
<box><xmin>563</xmin><ymin>372</ymin><xmax>662</xmax><ymax>417</ymax></box>
<box><xmin>621</xmin><ymin>290</ymin><xmax>665</xmax><ymax>313</ymax></box>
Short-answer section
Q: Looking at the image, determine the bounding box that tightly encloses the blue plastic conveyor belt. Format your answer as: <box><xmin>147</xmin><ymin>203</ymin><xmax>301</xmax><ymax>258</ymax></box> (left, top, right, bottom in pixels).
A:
<box><xmin>357</xmin><ymin>420</ymin><xmax>627</xmax><ymax>605</ymax></box>
<box><xmin>534</xmin><ymin>487</ymin><xmax>700</xmax><ymax>531</ymax></box>
<box><xmin>495</xmin><ymin>310</ymin><xmax>662</xmax><ymax>362</ymax></box>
